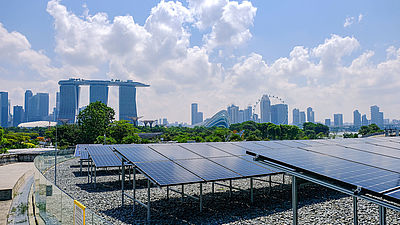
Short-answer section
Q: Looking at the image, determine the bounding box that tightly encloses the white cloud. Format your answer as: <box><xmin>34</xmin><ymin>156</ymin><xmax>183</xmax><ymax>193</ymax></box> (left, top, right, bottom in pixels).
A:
<box><xmin>344</xmin><ymin>16</ymin><xmax>354</xmax><ymax>27</ymax></box>
<box><xmin>358</xmin><ymin>13</ymin><xmax>363</xmax><ymax>22</ymax></box>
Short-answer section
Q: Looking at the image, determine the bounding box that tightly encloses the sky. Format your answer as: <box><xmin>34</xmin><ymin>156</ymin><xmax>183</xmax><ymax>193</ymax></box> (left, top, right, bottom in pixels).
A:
<box><xmin>0</xmin><ymin>0</ymin><xmax>399</xmax><ymax>124</ymax></box>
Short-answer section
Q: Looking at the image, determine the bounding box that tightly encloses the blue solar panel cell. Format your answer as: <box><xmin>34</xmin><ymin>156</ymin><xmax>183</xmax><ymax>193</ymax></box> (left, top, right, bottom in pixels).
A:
<box><xmin>373</xmin><ymin>141</ymin><xmax>400</xmax><ymax>150</ymax></box>
<box><xmin>210</xmin><ymin>156</ymin><xmax>276</xmax><ymax>177</ymax></box>
<box><xmin>149</xmin><ymin>144</ymin><xmax>202</xmax><ymax>160</ymax></box>
<box><xmin>86</xmin><ymin>145</ymin><xmax>121</xmax><ymax>168</ymax></box>
<box><xmin>207</xmin><ymin>142</ymin><xmax>248</xmax><ymax>156</ymax></box>
<box><xmin>113</xmin><ymin>145</ymin><xmax>167</xmax><ymax>162</ymax></box>
<box><xmin>247</xmin><ymin>147</ymin><xmax>400</xmax><ymax>193</ymax></box>
<box><xmin>343</xmin><ymin>143</ymin><xmax>400</xmax><ymax>159</ymax></box>
<box><xmin>80</xmin><ymin>150</ymin><xmax>89</xmax><ymax>160</ymax></box>
<box><xmin>303</xmin><ymin>145</ymin><xmax>400</xmax><ymax>173</ymax></box>
<box><xmin>135</xmin><ymin>160</ymin><xmax>204</xmax><ymax>186</ymax></box>
<box><xmin>386</xmin><ymin>189</ymin><xmax>400</xmax><ymax>200</ymax></box>
<box><xmin>174</xmin><ymin>158</ymin><xmax>241</xmax><ymax>181</ymax></box>
<box><xmin>254</xmin><ymin>141</ymin><xmax>290</xmax><ymax>149</ymax></box>
<box><xmin>180</xmin><ymin>143</ymin><xmax>233</xmax><ymax>158</ymax></box>
<box><xmin>231</xmin><ymin>142</ymin><xmax>271</xmax><ymax>150</ymax></box>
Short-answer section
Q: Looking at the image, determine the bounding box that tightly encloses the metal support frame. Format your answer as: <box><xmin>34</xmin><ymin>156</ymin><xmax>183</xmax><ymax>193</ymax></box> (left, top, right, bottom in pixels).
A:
<box><xmin>250</xmin><ymin>178</ymin><xmax>254</xmax><ymax>203</ymax></box>
<box><xmin>353</xmin><ymin>196</ymin><xmax>358</xmax><ymax>225</ymax></box>
<box><xmin>168</xmin><ymin>187</ymin><xmax>199</xmax><ymax>201</ymax></box>
<box><xmin>181</xmin><ymin>184</ymin><xmax>184</xmax><ymax>202</ymax></box>
<box><xmin>379</xmin><ymin>206</ymin><xmax>386</xmax><ymax>225</ymax></box>
<box><xmin>212</xmin><ymin>182</ymin><xmax>215</xmax><ymax>194</ymax></box>
<box><xmin>254</xmin><ymin>157</ymin><xmax>400</xmax><ymax>225</ymax></box>
<box><xmin>199</xmin><ymin>183</ymin><xmax>203</xmax><ymax>212</ymax></box>
<box><xmin>292</xmin><ymin>176</ymin><xmax>298</xmax><ymax>225</ymax></box>
<box><xmin>229</xmin><ymin>180</ymin><xmax>233</xmax><ymax>198</ymax></box>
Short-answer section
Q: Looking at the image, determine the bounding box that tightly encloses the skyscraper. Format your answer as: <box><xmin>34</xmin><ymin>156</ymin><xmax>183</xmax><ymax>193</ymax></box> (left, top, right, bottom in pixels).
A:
<box><xmin>362</xmin><ymin>114</ymin><xmax>368</xmax><ymax>126</ymax></box>
<box><xmin>227</xmin><ymin>104</ymin><xmax>239</xmax><ymax>124</ymax></box>
<box><xmin>299</xmin><ymin>111</ymin><xmax>306</xmax><ymax>125</ymax></box>
<box><xmin>307</xmin><ymin>107</ymin><xmax>315</xmax><ymax>123</ymax></box>
<box><xmin>334</xmin><ymin>114</ymin><xmax>343</xmax><ymax>127</ymax></box>
<box><xmin>191</xmin><ymin>103</ymin><xmax>198</xmax><ymax>125</ymax></box>
<box><xmin>292</xmin><ymin>108</ymin><xmax>300</xmax><ymax>125</ymax></box>
<box><xmin>370</xmin><ymin>105</ymin><xmax>384</xmax><ymax>128</ymax></box>
<box><xmin>24</xmin><ymin>90</ymin><xmax>33</xmax><ymax>122</ymax></box>
<box><xmin>90</xmin><ymin>84</ymin><xmax>109</xmax><ymax>105</ymax></box>
<box><xmin>119</xmin><ymin>86</ymin><xmax>137</xmax><ymax>122</ymax></box>
<box><xmin>353</xmin><ymin>110</ymin><xmax>361</xmax><ymax>127</ymax></box>
<box><xmin>271</xmin><ymin>104</ymin><xmax>288</xmax><ymax>125</ymax></box>
<box><xmin>243</xmin><ymin>106</ymin><xmax>252</xmax><ymax>122</ymax></box>
<box><xmin>238</xmin><ymin>110</ymin><xmax>244</xmax><ymax>123</ymax></box>
<box><xmin>27</xmin><ymin>93</ymin><xmax>49</xmax><ymax>121</ymax></box>
<box><xmin>325</xmin><ymin>119</ymin><xmax>331</xmax><ymax>127</ymax></box>
<box><xmin>260</xmin><ymin>94</ymin><xmax>271</xmax><ymax>123</ymax></box>
<box><xmin>0</xmin><ymin>92</ymin><xmax>9</xmax><ymax>127</ymax></box>
<box><xmin>13</xmin><ymin>106</ymin><xmax>24</xmax><ymax>127</ymax></box>
<box><xmin>197</xmin><ymin>112</ymin><xmax>203</xmax><ymax>124</ymax></box>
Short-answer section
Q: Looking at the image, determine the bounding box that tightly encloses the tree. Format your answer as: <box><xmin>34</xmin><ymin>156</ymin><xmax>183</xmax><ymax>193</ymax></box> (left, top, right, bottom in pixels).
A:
<box><xmin>108</xmin><ymin>120</ymin><xmax>138</xmax><ymax>143</ymax></box>
<box><xmin>122</xmin><ymin>134</ymin><xmax>141</xmax><ymax>144</ymax></box>
<box><xmin>77</xmin><ymin>101</ymin><xmax>115</xmax><ymax>144</ymax></box>
<box><xmin>358</xmin><ymin>124</ymin><xmax>383</xmax><ymax>136</ymax></box>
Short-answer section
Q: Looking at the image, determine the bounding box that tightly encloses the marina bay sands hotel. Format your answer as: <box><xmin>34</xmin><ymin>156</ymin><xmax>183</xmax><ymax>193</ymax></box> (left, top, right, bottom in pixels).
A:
<box><xmin>58</xmin><ymin>78</ymin><xmax>149</xmax><ymax>123</ymax></box>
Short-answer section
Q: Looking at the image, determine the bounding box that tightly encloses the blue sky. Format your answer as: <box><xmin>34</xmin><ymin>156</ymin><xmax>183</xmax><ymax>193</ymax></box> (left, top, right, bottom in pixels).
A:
<box><xmin>0</xmin><ymin>0</ymin><xmax>399</xmax><ymax>123</ymax></box>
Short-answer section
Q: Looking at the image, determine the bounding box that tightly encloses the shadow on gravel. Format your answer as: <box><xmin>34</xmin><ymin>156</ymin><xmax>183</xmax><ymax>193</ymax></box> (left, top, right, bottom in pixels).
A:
<box><xmin>100</xmin><ymin>183</ymin><xmax>346</xmax><ymax>225</ymax></box>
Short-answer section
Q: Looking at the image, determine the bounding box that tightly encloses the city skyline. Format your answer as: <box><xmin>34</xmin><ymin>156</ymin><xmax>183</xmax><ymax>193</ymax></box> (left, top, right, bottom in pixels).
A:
<box><xmin>0</xmin><ymin>1</ymin><xmax>399</xmax><ymax>124</ymax></box>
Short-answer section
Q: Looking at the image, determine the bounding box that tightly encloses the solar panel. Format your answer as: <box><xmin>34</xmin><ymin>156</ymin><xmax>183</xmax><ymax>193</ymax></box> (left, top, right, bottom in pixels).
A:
<box><xmin>278</xmin><ymin>140</ymin><xmax>311</xmax><ymax>148</ymax></box>
<box><xmin>134</xmin><ymin>160</ymin><xmax>204</xmax><ymax>186</ymax></box>
<box><xmin>209</xmin><ymin>156</ymin><xmax>277</xmax><ymax>177</ymax></box>
<box><xmin>232</xmin><ymin>142</ymin><xmax>271</xmax><ymax>150</ymax></box>
<box><xmin>247</xmin><ymin>147</ymin><xmax>400</xmax><ymax>194</ymax></box>
<box><xmin>149</xmin><ymin>144</ymin><xmax>202</xmax><ymax>160</ymax></box>
<box><xmin>80</xmin><ymin>149</ymin><xmax>89</xmax><ymax>160</ymax></box>
<box><xmin>86</xmin><ymin>145</ymin><xmax>121</xmax><ymax>168</ymax></box>
<box><xmin>206</xmin><ymin>142</ymin><xmax>248</xmax><ymax>156</ymax></box>
<box><xmin>75</xmin><ymin>144</ymin><xmax>102</xmax><ymax>157</ymax></box>
<box><xmin>254</xmin><ymin>141</ymin><xmax>290</xmax><ymax>149</ymax></box>
<box><xmin>342</xmin><ymin>143</ymin><xmax>400</xmax><ymax>159</ymax></box>
<box><xmin>113</xmin><ymin>145</ymin><xmax>167</xmax><ymax>162</ymax></box>
<box><xmin>294</xmin><ymin>140</ymin><xmax>327</xmax><ymax>146</ymax></box>
<box><xmin>387</xmin><ymin>189</ymin><xmax>400</xmax><ymax>200</ymax></box>
<box><xmin>373</xmin><ymin>141</ymin><xmax>400</xmax><ymax>150</ymax></box>
<box><xmin>179</xmin><ymin>143</ymin><xmax>233</xmax><ymax>158</ymax></box>
<box><xmin>174</xmin><ymin>158</ymin><xmax>241</xmax><ymax>181</ymax></box>
<box><xmin>303</xmin><ymin>145</ymin><xmax>400</xmax><ymax>173</ymax></box>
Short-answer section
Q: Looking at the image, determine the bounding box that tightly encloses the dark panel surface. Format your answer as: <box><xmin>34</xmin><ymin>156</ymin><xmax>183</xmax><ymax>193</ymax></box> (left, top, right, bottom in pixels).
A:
<box><xmin>180</xmin><ymin>143</ymin><xmax>233</xmax><ymax>158</ymax></box>
<box><xmin>114</xmin><ymin>145</ymin><xmax>167</xmax><ymax>162</ymax></box>
<box><xmin>342</xmin><ymin>143</ymin><xmax>400</xmax><ymax>159</ymax></box>
<box><xmin>174</xmin><ymin>158</ymin><xmax>241</xmax><ymax>181</ymax></box>
<box><xmin>135</xmin><ymin>160</ymin><xmax>203</xmax><ymax>186</ymax></box>
<box><xmin>209</xmin><ymin>156</ymin><xmax>276</xmax><ymax>177</ymax></box>
<box><xmin>207</xmin><ymin>142</ymin><xmax>248</xmax><ymax>156</ymax></box>
<box><xmin>86</xmin><ymin>145</ymin><xmax>121</xmax><ymax>167</ymax></box>
<box><xmin>247</xmin><ymin>147</ymin><xmax>400</xmax><ymax>194</ymax></box>
<box><xmin>149</xmin><ymin>144</ymin><xmax>202</xmax><ymax>160</ymax></box>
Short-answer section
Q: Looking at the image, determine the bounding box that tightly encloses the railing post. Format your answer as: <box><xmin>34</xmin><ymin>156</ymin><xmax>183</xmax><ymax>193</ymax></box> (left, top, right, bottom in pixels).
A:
<box><xmin>292</xmin><ymin>176</ymin><xmax>298</xmax><ymax>225</ymax></box>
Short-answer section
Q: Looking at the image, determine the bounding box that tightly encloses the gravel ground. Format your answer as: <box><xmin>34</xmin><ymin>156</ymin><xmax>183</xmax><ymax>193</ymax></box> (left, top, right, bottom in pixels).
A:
<box><xmin>45</xmin><ymin>158</ymin><xmax>400</xmax><ymax>224</ymax></box>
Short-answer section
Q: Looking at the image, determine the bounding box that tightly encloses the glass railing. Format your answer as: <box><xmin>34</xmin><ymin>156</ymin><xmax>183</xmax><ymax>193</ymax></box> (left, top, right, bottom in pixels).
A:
<box><xmin>34</xmin><ymin>149</ymin><xmax>111</xmax><ymax>224</ymax></box>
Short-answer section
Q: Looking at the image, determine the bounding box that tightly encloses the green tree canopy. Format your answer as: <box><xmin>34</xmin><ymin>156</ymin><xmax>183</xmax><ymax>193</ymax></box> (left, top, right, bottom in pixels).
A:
<box><xmin>77</xmin><ymin>101</ymin><xmax>115</xmax><ymax>144</ymax></box>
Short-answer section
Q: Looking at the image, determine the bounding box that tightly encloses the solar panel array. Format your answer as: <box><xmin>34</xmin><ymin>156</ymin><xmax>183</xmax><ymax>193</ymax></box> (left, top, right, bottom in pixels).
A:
<box><xmin>245</xmin><ymin>136</ymin><xmax>400</xmax><ymax>202</ymax></box>
<box><xmin>113</xmin><ymin>142</ymin><xmax>279</xmax><ymax>186</ymax></box>
<box><xmin>75</xmin><ymin>136</ymin><xmax>400</xmax><ymax>202</ymax></box>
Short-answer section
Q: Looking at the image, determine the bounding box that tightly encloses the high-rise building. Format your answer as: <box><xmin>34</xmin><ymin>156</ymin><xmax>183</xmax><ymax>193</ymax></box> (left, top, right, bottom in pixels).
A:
<box><xmin>238</xmin><ymin>110</ymin><xmax>244</xmax><ymax>123</ymax></box>
<box><xmin>191</xmin><ymin>103</ymin><xmax>198</xmax><ymax>125</ymax></box>
<box><xmin>334</xmin><ymin>114</ymin><xmax>343</xmax><ymax>127</ymax></box>
<box><xmin>90</xmin><ymin>84</ymin><xmax>109</xmax><ymax>105</ymax></box>
<box><xmin>162</xmin><ymin>118</ymin><xmax>168</xmax><ymax>125</ymax></box>
<box><xmin>227</xmin><ymin>104</ymin><xmax>239</xmax><ymax>124</ymax></box>
<box><xmin>24</xmin><ymin>90</ymin><xmax>33</xmax><ymax>122</ymax></box>
<box><xmin>13</xmin><ymin>106</ymin><xmax>24</xmax><ymax>127</ymax></box>
<box><xmin>260</xmin><ymin>94</ymin><xmax>271</xmax><ymax>123</ymax></box>
<box><xmin>0</xmin><ymin>92</ymin><xmax>9</xmax><ymax>127</ymax></box>
<box><xmin>243</xmin><ymin>106</ymin><xmax>252</xmax><ymax>122</ymax></box>
<box><xmin>197</xmin><ymin>112</ymin><xmax>203</xmax><ymax>124</ymax></box>
<box><xmin>59</xmin><ymin>79</ymin><xmax>149</xmax><ymax>123</ymax></box>
<box><xmin>292</xmin><ymin>108</ymin><xmax>300</xmax><ymax>125</ymax></box>
<box><xmin>353</xmin><ymin>110</ymin><xmax>361</xmax><ymax>127</ymax></box>
<box><xmin>27</xmin><ymin>93</ymin><xmax>49</xmax><ymax>121</ymax></box>
<box><xmin>362</xmin><ymin>114</ymin><xmax>368</xmax><ymax>126</ymax></box>
<box><xmin>370</xmin><ymin>105</ymin><xmax>384</xmax><ymax>128</ymax></box>
<box><xmin>325</xmin><ymin>118</ymin><xmax>331</xmax><ymax>127</ymax></box>
<box><xmin>299</xmin><ymin>111</ymin><xmax>306</xmax><ymax>125</ymax></box>
<box><xmin>307</xmin><ymin>107</ymin><xmax>315</xmax><ymax>123</ymax></box>
<box><xmin>55</xmin><ymin>92</ymin><xmax>60</xmax><ymax>121</ymax></box>
<box><xmin>271</xmin><ymin>104</ymin><xmax>288</xmax><ymax>125</ymax></box>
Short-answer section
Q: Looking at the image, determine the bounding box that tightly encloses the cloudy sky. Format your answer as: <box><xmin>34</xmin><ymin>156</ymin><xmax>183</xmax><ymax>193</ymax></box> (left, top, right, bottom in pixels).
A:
<box><xmin>0</xmin><ymin>0</ymin><xmax>399</xmax><ymax>124</ymax></box>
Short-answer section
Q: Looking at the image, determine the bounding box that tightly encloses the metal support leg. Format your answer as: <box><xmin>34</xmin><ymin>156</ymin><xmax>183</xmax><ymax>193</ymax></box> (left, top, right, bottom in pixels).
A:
<box><xmin>166</xmin><ymin>186</ymin><xmax>169</xmax><ymax>200</ymax></box>
<box><xmin>181</xmin><ymin>184</ymin><xmax>184</xmax><ymax>202</ymax></box>
<box><xmin>133</xmin><ymin>167</ymin><xmax>136</xmax><ymax>212</ymax></box>
<box><xmin>229</xmin><ymin>180</ymin><xmax>232</xmax><ymax>198</ymax></box>
<box><xmin>121</xmin><ymin>160</ymin><xmax>125</xmax><ymax>206</ymax></box>
<box><xmin>353</xmin><ymin>196</ymin><xmax>358</xmax><ymax>225</ymax></box>
<box><xmin>87</xmin><ymin>160</ymin><xmax>90</xmax><ymax>183</ymax></box>
<box><xmin>283</xmin><ymin>174</ymin><xmax>285</xmax><ymax>185</ymax></box>
<box><xmin>94</xmin><ymin>166</ymin><xmax>97</xmax><ymax>188</ymax></box>
<box><xmin>200</xmin><ymin>183</ymin><xmax>203</xmax><ymax>212</ymax></box>
<box><xmin>80</xmin><ymin>160</ymin><xmax>82</xmax><ymax>175</ymax></box>
<box><xmin>292</xmin><ymin>176</ymin><xmax>298</xmax><ymax>225</ymax></box>
<box><xmin>90</xmin><ymin>160</ymin><xmax>93</xmax><ymax>184</ymax></box>
<box><xmin>269</xmin><ymin>175</ymin><xmax>272</xmax><ymax>193</ymax></box>
<box><xmin>147</xmin><ymin>179</ymin><xmax>151</xmax><ymax>223</ymax></box>
<box><xmin>379</xmin><ymin>206</ymin><xmax>386</xmax><ymax>225</ymax></box>
<box><xmin>212</xmin><ymin>182</ymin><xmax>214</xmax><ymax>194</ymax></box>
<box><xmin>250</xmin><ymin>178</ymin><xmax>254</xmax><ymax>203</ymax></box>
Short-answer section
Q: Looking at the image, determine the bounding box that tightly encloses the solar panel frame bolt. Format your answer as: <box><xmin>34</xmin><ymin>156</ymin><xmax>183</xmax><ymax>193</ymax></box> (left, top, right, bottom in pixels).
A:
<box><xmin>354</xmin><ymin>186</ymin><xmax>362</xmax><ymax>195</ymax></box>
